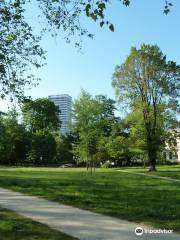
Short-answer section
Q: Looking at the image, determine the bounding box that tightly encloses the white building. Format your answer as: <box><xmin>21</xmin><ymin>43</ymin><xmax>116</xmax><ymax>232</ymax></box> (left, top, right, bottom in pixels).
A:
<box><xmin>163</xmin><ymin>130</ymin><xmax>180</xmax><ymax>163</ymax></box>
<box><xmin>48</xmin><ymin>94</ymin><xmax>72</xmax><ymax>135</ymax></box>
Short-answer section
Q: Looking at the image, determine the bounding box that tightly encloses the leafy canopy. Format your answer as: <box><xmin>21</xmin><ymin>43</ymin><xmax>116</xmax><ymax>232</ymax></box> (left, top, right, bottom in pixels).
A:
<box><xmin>73</xmin><ymin>90</ymin><xmax>117</xmax><ymax>161</ymax></box>
<box><xmin>112</xmin><ymin>44</ymin><xmax>180</xmax><ymax>170</ymax></box>
<box><xmin>0</xmin><ymin>0</ymin><xmax>45</xmax><ymax>100</ymax></box>
<box><xmin>0</xmin><ymin>0</ymin><xmax>174</xmax><ymax>99</ymax></box>
<box><xmin>21</xmin><ymin>98</ymin><xmax>60</xmax><ymax>132</ymax></box>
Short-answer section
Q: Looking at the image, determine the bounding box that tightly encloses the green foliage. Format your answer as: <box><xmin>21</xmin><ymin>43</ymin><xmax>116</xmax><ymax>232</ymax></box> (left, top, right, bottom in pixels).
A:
<box><xmin>0</xmin><ymin>99</ymin><xmax>75</xmax><ymax>166</ymax></box>
<box><xmin>27</xmin><ymin>130</ymin><xmax>56</xmax><ymax>164</ymax></box>
<box><xmin>0</xmin><ymin>110</ymin><xmax>30</xmax><ymax>164</ymax></box>
<box><xmin>21</xmin><ymin>98</ymin><xmax>61</xmax><ymax>165</ymax></box>
<box><xmin>73</xmin><ymin>90</ymin><xmax>101</xmax><ymax>161</ymax></box>
<box><xmin>106</xmin><ymin>136</ymin><xmax>129</xmax><ymax>160</ymax></box>
<box><xmin>164</xmin><ymin>1</ymin><xmax>173</xmax><ymax>14</ymax></box>
<box><xmin>73</xmin><ymin>90</ymin><xmax>117</xmax><ymax>163</ymax></box>
<box><xmin>22</xmin><ymin>98</ymin><xmax>60</xmax><ymax>132</ymax></box>
<box><xmin>0</xmin><ymin>106</ymin><xmax>73</xmax><ymax>166</ymax></box>
<box><xmin>95</xmin><ymin>136</ymin><xmax>110</xmax><ymax>163</ymax></box>
<box><xmin>0</xmin><ymin>0</ymin><xmax>45</xmax><ymax>100</ymax></box>
<box><xmin>112</xmin><ymin>44</ymin><xmax>180</xmax><ymax>170</ymax></box>
<box><xmin>95</xmin><ymin>95</ymin><xmax>117</xmax><ymax>136</ymax></box>
<box><xmin>0</xmin><ymin>1</ymin><xmax>174</xmax><ymax>99</ymax></box>
<box><xmin>124</xmin><ymin>107</ymin><xmax>147</xmax><ymax>159</ymax></box>
<box><xmin>55</xmin><ymin>134</ymin><xmax>73</xmax><ymax>163</ymax></box>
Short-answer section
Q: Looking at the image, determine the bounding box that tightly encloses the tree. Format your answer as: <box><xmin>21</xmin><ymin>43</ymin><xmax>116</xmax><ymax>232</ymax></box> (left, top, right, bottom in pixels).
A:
<box><xmin>112</xmin><ymin>44</ymin><xmax>180</xmax><ymax>171</ymax></box>
<box><xmin>122</xmin><ymin>107</ymin><xmax>150</xmax><ymax>166</ymax></box>
<box><xmin>106</xmin><ymin>135</ymin><xmax>129</xmax><ymax>162</ymax></box>
<box><xmin>27</xmin><ymin>130</ymin><xmax>56</xmax><ymax>164</ymax></box>
<box><xmin>73</xmin><ymin>90</ymin><xmax>101</xmax><ymax>170</ymax></box>
<box><xmin>124</xmin><ymin>103</ymin><xmax>179</xmax><ymax>164</ymax></box>
<box><xmin>95</xmin><ymin>95</ymin><xmax>117</xmax><ymax>137</ymax></box>
<box><xmin>21</xmin><ymin>98</ymin><xmax>61</xmax><ymax>165</ymax></box>
<box><xmin>0</xmin><ymin>115</ymin><xmax>8</xmax><ymax>163</ymax></box>
<box><xmin>0</xmin><ymin>109</ymin><xmax>30</xmax><ymax>164</ymax></box>
<box><xmin>0</xmin><ymin>104</ymin><xmax>62</xmax><ymax>166</ymax></box>
<box><xmin>55</xmin><ymin>134</ymin><xmax>73</xmax><ymax>164</ymax></box>
<box><xmin>95</xmin><ymin>136</ymin><xmax>110</xmax><ymax>164</ymax></box>
<box><xmin>73</xmin><ymin>90</ymin><xmax>117</xmax><ymax>170</ymax></box>
<box><xmin>0</xmin><ymin>0</ymin><xmax>174</xmax><ymax>99</ymax></box>
<box><xmin>0</xmin><ymin>0</ymin><xmax>45</xmax><ymax>100</ymax></box>
<box><xmin>21</xmin><ymin>98</ymin><xmax>60</xmax><ymax>133</ymax></box>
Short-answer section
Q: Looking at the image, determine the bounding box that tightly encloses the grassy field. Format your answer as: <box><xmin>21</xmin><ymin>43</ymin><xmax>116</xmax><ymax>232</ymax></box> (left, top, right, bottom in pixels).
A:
<box><xmin>0</xmin><ymin>166</ymin><xmax>180</xmax><ymax>233</ymax></box>
<box><xmin>119</xmin><ymin>165</ymin><xmax>180</xmax><ymax>180</ymax></box>
<box><xmin>0</xmin><ymin>207</ymin><xmax>77</xmax><ymax>240</ymax></box>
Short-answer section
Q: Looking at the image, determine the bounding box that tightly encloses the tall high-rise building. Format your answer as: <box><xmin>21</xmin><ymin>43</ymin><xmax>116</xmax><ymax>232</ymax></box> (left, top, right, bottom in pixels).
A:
<box><xmin>48</xmin><ymin>94</ymin><xmax>72</xmax><ymax>135</ymax></box>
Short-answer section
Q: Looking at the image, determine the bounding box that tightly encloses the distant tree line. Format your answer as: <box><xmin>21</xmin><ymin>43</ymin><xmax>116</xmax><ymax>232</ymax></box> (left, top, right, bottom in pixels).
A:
<box><xmin>72</xmin><ymin>44</ymin><xmax>179</xmax><ymax>171</ymax></box>
<box><xmin>0</xmin><ymin>98</ymin><xmax>73</xmax><ymax>166</ymax></box>
<box><xmin>0</xmin><ymin>44</ymin><xmax>179</xmax><ymax>171</ymax></box>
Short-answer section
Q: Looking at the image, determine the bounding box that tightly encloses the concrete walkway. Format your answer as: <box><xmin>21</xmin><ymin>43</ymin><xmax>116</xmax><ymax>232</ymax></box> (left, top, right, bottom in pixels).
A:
<box><xmin>0</xmin><ymin>187</ymin><xmax>179</xmax><ymax>240</ymax></box>
<box><xmin>117</xmin><ymin>170</ymin><xmax>180</xmax><ymax>183</ymax></box>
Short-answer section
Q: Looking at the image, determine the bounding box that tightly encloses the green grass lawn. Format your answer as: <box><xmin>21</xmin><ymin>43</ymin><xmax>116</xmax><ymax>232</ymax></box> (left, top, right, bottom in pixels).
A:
<box><xmin>0</xmin><ymin>207</ymin><xmax>77</xmax><ymax>240</ymax></box>
<box><xmin>0</xmin><ymin>167</ymin><xmax>180</xmax><ymax>233</ymax></box>
<box><xmin>119</xmin><ymin>165</ymin><xmax>180</xmax><ymax>180</ymax></box>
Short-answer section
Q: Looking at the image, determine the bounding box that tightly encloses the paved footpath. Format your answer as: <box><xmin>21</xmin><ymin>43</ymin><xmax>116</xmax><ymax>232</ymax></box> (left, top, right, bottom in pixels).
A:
<box><xmin>0</xmin><ymin>187</ymin><xmax>179</xmax><ymax>240</ymax></box>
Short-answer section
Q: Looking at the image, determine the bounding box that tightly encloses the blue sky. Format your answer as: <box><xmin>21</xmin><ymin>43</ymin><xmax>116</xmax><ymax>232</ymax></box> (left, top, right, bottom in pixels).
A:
<box><xmin>0</xmin><ymin>0</ymin><xmax>180</xmax><ymax>112</ymax></box>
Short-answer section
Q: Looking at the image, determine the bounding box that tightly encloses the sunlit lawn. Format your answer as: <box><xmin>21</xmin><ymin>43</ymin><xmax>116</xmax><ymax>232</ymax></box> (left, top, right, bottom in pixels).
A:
<box><xmin>0</xmin><ymin>207</ymin><xmax>77</xmax><ymax>240</ymax></box>
<box><xmin>0</xmin><ymin>166</ymin><xmax>180</xmax><ymax>232</ymax></box>
<box><xmin>120</xmin><ymin>165</ymin><xmax>180</xmax><ymax>180</ymax></box>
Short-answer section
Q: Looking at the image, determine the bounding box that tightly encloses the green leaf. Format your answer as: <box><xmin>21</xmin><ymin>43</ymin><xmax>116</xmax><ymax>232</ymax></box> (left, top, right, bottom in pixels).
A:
<box><xmin>100</xmin><ymin>21</ymin><xmax>104</xmax><ymax>27</ymax></box>
<box><xmin>109</xmin><ymin>24</ymin><xmax>114</xmax><ymax>32</ymax></box>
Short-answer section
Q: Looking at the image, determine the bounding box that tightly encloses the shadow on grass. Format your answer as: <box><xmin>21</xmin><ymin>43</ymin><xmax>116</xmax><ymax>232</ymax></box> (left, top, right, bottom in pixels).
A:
<box><xmin>0</xmin><ymin>168</ymin><xmax>180</xmax><ymax>232</ymax></box>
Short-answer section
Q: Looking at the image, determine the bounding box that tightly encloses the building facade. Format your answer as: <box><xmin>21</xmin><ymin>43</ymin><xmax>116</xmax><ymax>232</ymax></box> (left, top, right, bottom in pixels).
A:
<box><xmin>163</xmin><ymin>130</ymin><xmax>180</xmax><ymax>163</ymax></box>
<box><xmin>48</xmin><ymin>94</ymin><xmax>72</xmax><ymax>135</ymax></box>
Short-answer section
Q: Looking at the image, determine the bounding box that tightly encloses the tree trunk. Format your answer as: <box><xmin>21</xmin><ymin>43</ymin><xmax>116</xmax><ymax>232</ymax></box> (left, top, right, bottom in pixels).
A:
<box><xmin>149</xmin><ymin>161</ymin><xmax>156</xmax><ymax>171</ymax></box>
<box><xmin>148</xmin><ymin>145</ymin><xmax>157</xmax><ymax>171</ymax></box>
<box><xmin>90</xmin><ymin>160</ymin><xmax>93</xmax><ymax>175</ymax></box>
<box><xmin>86</xmin><ymin>160</ymin><xmax>89</xmax><ymax>171</ymax></box>
<box><xmin>146</xmin><ymin>129</ymin><xmax>157</xmax><ymax>171</ymax></box>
